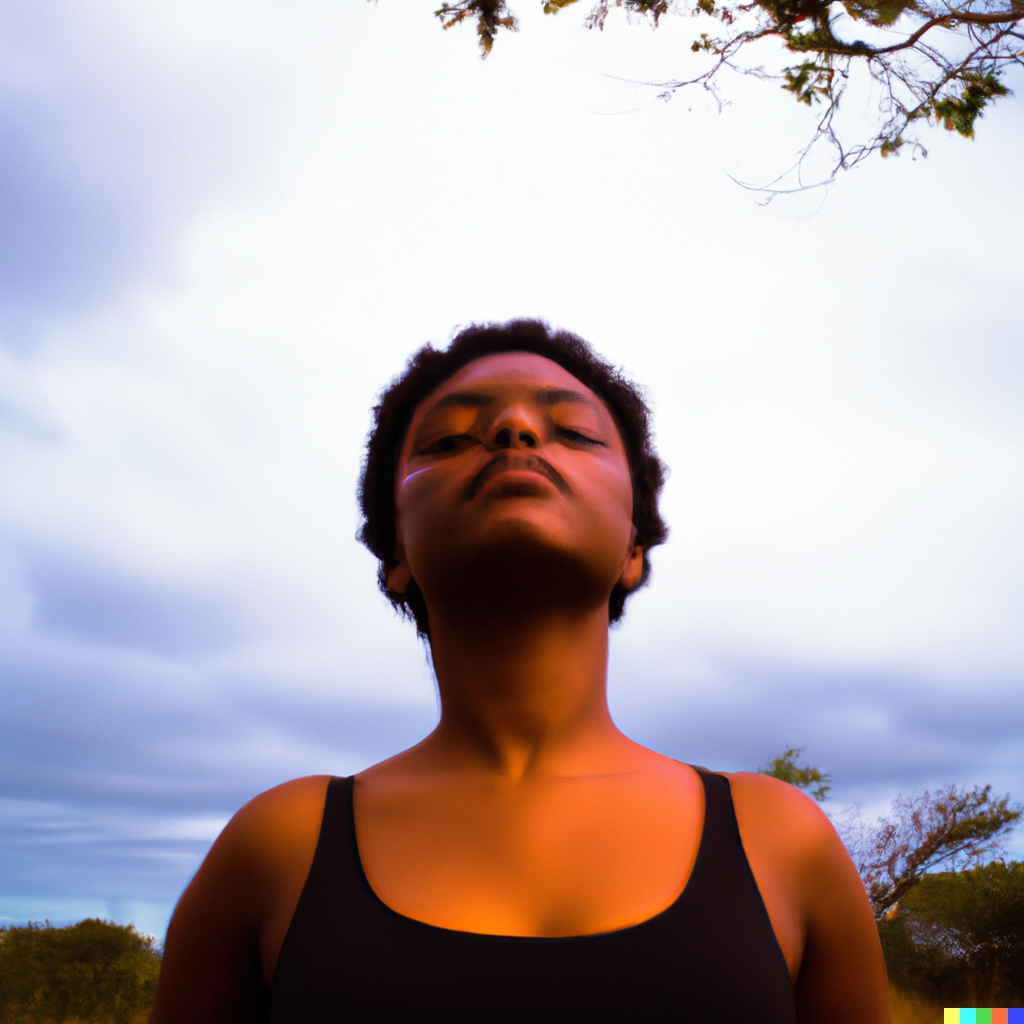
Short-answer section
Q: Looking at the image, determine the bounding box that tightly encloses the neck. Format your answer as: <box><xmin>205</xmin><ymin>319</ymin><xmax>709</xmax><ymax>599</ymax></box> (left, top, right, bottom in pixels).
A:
<box><xmin>421</xmin><ymin>602</ymin><xmax>632</xmax><ymax>781</ymax></box>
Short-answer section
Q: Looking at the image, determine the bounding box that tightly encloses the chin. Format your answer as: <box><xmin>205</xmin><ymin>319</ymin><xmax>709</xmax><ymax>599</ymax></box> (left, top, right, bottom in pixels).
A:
<box><xmin>465</xmin><ymin>505</ymin><xmax>583</xmax><ymax>564</ymax></box>
<box><xmin>421</xmin><ymin>519</ymin><xmax>620</xmax><ymax>618</ymax></box>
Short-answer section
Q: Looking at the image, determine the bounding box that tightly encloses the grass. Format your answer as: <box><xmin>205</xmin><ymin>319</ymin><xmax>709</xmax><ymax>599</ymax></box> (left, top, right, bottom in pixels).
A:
<box><xmin>890</xmin><ymin>984</ymin><xmax>945</xmax><ymax>1024</ymax></box>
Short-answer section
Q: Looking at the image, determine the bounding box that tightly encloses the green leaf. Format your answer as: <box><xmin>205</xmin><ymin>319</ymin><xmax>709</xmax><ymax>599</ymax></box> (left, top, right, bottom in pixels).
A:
<box><xmin>781</xmin><ymin>61</ymin><xmax>832</xmax><ymax>105</ymax></box>
<box><xmin>932</xmin><ymin>68</ymin><xmax>1009</xmax><ymax>138</ymax></box>
<box><xmin>761</xmin><ymin>746</ymin><xmax>832</xmax><ymax>801</ymax></box>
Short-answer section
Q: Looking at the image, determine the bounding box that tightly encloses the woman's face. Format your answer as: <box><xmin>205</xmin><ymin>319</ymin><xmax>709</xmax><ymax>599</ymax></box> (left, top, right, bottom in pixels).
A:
<box><xmin>390</xmin><ymin>352</ymin><xmax>643</xmax><ymax>614</ymax></box>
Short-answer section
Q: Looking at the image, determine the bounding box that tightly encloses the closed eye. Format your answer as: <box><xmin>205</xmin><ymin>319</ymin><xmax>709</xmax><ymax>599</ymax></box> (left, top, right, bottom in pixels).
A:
<box><xmin>556</xmin><ymin>427</ymin><xmax>607</xmax><ymax>447</ymax></box>
<box><xmin>414</xmin><ymin>433</ymin><xmax>484</xmax><ymax>457</ymax></box>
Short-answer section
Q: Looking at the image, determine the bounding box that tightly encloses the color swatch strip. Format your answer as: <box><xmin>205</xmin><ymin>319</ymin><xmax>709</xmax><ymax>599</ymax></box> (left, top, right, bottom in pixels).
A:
<box><xmin>944</xmin><ymin>1010</ymin><xmax>1023</xmax><ymax>1023</ymax></box>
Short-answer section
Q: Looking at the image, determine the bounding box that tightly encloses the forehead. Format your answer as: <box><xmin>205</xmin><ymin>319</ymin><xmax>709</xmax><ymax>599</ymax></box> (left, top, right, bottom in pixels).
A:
<box><xmin>411</xmin><ymin>352</ymin><xmax>612</xmax><ymax>421</ymax></box>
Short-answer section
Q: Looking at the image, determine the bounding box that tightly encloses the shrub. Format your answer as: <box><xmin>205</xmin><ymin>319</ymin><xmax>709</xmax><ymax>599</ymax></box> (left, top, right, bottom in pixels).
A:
<box><xmin>0</xmin><ymin>919</ymin><xmax>161</xmax><ymax>1024</ymax></box>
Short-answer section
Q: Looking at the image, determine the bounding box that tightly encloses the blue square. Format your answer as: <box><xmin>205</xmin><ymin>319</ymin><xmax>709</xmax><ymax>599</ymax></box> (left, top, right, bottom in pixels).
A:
<box><xmin>1006</xmin><ymin>1009</ymin><xmax>1024</xmax><ymax>1023</ymax></box>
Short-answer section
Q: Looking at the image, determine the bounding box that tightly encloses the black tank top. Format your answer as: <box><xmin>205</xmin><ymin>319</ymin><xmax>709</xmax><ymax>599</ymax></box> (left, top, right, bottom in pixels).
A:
<box><xmin>271</xmin><ymin>769</ymin><xmax>797</xmax><ymax>1023</ymax></box>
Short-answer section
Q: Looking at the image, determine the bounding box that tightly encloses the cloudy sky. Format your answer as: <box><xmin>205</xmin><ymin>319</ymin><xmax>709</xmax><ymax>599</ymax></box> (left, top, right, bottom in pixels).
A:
<box><xmin>1</xmin><ymin>0</ymin><xmax>1022</xmax><ymax>941</ymax></box>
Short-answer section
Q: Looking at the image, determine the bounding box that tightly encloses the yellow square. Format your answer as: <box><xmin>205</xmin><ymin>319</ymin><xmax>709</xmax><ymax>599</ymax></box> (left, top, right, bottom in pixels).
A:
<box><xmin>944</xmin><ymin>1011</ymin><xmax>960</xmax><ymax>1024</ymax></box>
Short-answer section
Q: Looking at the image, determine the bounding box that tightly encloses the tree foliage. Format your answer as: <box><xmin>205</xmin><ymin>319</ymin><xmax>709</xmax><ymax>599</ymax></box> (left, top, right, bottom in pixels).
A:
<box><xmin>426</xmin><ymin>0</ymin><xmax>1023</xmax><ymax>185</ymax></box>
<box><xmin>0</xmin><ymin>919</ymin><xmax>161</xmax><ymax>1024</ymax></box>
<box><xmin>880</xmin><ymin>860</ymin><xmax>1024</xmax><ymax>1005</ymax></box>
<box><xmin>760</xmin><ymin>746</ymin><xmax>832</xmax><ymax>801</ymax></box>
<box><xmin>838</xmin><ymin>784</ymin><xmax>1022</xmax><ymax>920</ymax></box>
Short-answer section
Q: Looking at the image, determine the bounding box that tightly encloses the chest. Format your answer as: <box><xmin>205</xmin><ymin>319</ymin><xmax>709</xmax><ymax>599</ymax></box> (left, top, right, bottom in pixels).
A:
<box><xmin>352</xmin><ymin>772</ymin><xmax>705</xmax><ymax>937</ymax></box>
<box><xmin>269</xmin><ymin>772</ymin><xmax>800</xmax><ymax>1024</ymax></box>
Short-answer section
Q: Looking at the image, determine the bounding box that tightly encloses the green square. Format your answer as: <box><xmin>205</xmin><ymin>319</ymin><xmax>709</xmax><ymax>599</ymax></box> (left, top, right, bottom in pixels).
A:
<box><xmin>977</xmin><ymin>1010</ymin><xmax>993</xmax><ymax>1024</ymax></box>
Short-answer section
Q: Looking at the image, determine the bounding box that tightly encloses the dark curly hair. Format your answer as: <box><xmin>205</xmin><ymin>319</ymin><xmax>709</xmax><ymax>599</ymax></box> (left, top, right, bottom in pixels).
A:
<box><xmin>357</xmin><ymin>319</ymin><xmax>668</xmax><ymax>640</ymax></box>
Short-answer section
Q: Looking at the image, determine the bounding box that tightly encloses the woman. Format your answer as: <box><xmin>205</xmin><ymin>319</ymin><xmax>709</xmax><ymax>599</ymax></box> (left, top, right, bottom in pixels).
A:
<box><xmin>151</xmin><ymin>320</ymin><xmax>890</xmax><ymax>1023</ymax></box>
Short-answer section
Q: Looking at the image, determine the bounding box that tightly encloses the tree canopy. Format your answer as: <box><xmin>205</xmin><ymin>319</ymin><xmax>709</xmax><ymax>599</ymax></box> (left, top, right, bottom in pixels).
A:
<box><xmin>757</xmin><ymin>751</ymin><xmax>1023</xmax><ymax>1002</ymax></box>
<box><xmin>838</xmin><ymin>783</ymin><xmax>1022</xmax><ymax>920</ymax></box>
<box><xmin>428</xmin><ymin>0</ymin><xmax>1023</xmax><ymax>185</ymax></box>
<box><xmin>0</xmin><ymin>919</ymin><xmax>161</xmax><ymax>1024</ymax></box>
<box><xmin>760</xmin><ymin>746</ymin><xmax>832</xmax><ymax>801</ymax></box>
<box><xmin>880</xmin><ymin>860</ymin><xmax>1024</xmax><ymax>1005</ymax></box>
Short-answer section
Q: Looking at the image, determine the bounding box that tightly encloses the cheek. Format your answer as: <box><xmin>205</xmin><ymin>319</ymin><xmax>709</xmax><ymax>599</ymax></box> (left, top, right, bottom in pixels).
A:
<box><xmin>393</xmin><ymin>470</ymin><xmax>455</xmax><ymax>556</ymax></box>
<box><xmin>595</xmin><ymin>459</ymin><xmax>635</xmax><ymax>527</ymax></box>
<box><xmin>400</xmin><ymin>466</ymin><xmax>435</xmax><ymax>487</ymax></box>
<box><xmin>569</xmin><ymin>466</ymin><xmax>635</xmax><ymax>555</ymax></box>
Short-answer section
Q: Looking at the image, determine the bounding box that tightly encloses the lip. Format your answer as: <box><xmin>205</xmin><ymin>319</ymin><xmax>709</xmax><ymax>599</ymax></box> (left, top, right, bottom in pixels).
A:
<box><xmin>466</xmin><ymin>452</ymin><xmax>570</xmax><ymax>501</ymax></box>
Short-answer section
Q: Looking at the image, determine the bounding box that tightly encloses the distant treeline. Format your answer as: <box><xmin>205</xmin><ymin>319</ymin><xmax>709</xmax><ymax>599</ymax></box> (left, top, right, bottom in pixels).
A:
<box><xmin>880</xmin><ymin>859</ymin><xmax>1024</xmax><ymax>1007</ymax></box>
<box><xmin>763</xmin><ymin>749</ymin><xmax>1024</xmax><ymax>1007</ymax></box>
<box><xmin>3</xmin><ymin>864</ymin><xmax>1023</xmax><ymax>1019</ymax></box>
<box><xmin>0</xmin><ymin>919</ymin><xmax>160</xmax><ymax>1024</ymax></box>
<box><xmin>3</xmin><ymin>753</ymin><xmax>1022</xmax><ymax>1019</ymax></box>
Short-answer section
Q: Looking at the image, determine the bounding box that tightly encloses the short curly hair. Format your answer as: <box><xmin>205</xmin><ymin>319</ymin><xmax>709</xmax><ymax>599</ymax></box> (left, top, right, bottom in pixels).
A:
<box><xmin>357</xmin><ymin>319</ymin><xmax>668</xmax><ymax>640</ymax></box>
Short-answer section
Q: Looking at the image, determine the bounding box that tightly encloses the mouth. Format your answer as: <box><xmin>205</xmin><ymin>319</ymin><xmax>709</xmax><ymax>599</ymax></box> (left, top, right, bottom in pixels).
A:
<box><xmin>466</xmin><ymin>452</ymin><xmax>570</xmax><ymax>501</ymax></box>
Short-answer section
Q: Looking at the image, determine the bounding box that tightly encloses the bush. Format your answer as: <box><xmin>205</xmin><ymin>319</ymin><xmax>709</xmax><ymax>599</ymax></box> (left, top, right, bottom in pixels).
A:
<box><xmin>880</xmin><ymin>861</ymin><xmax>1024</xmax><ymax>1007</ymax></box>
<box><xmin>888</xmin><ymin>984</ymin><xmax>943</xmax><ymax>1024</ymax></box>
<box><xmin>0</xmin><ymin>919</ymin><xmax>161</xmax><ymax>1024</ymax></box>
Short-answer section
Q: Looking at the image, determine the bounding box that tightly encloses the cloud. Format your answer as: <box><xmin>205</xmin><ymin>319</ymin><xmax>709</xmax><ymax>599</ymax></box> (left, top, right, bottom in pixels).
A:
<box><xmin>0</xmin><ymin>2</ymin><xmax>286</xmax><ymax>332</ymax></box>
<box><xmin>26</xmin><ymin>556</ymin><xmax>245</xmax><ymax>654</ymax></box>
<box><xmin>610</xmin><ymin>649</ymin><xmax>1024</xmax><ymax>796</ymax></box>
<box><xmin>0</xmin><ymin>610</ymin><xmax>437</xmax><ymax>938</ymax></box>
<box><xmin>0</xmin><ymin>0</ymin><xmax>1022</xmax><ymax>941</ymax></box>
<box><xmin>0</xmin><ymin>624</ymin><xmax>436</xmax><ymax>811</ymax></box>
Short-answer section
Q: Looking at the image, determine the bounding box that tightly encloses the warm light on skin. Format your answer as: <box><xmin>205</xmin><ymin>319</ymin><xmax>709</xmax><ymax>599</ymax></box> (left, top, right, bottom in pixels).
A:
<box><xmin>388</xmin><ymin>352</ymin><xmax>642</xmax><ymax>612</ymax></box>
<box><xmin>149</xmin><ymin>350</ymin><xmax>892</xmax><ymax>1024</ymax></box>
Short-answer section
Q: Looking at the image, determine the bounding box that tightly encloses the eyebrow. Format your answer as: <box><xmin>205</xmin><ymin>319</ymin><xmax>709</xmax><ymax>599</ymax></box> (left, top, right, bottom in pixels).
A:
<box><xmin>533</xmin><ymin>387</ymin><xmax>596</xmax><ymax>408</ymax></box>
<box><xmin>432</xmin><ymin>391</ymin><xmax>496</xmax><ymax>409</ymax></box>
<box><xmin>431</xmin><ymin>387</ymin><xmax>599</xmax><ymax>410</ymax></box>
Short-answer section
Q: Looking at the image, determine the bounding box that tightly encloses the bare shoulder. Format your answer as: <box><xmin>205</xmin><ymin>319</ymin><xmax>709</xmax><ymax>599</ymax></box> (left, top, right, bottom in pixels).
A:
<box><xmin>151</xmin><ymin>775</ymin><xmax>332</xmax><ymax>1024</ymax></box>
<box><xmin>722</xmin><ymin>770</ymin><xmax>862</xmax><ymax>941</ymax></box>
<box><xmin>725</xmin><ymin>770</ymin><xmax>834</xmax><ymax>824</ymax></box>
<box><xmin>218</xmin><ymin>774</ymin><xmax>333</xmax><ymax>865</ymax></box>
<box><xmin>173</xmin><ymin>772</ymin><xmax>331</xmax><ymax>920</ymax></box>
<box><xmin>186</xmin><ymin>774</ymin><xmax>332</xmax><ymax>917</ymax></box>
<box><xmin>724</xmin><ymin>771</ymin><xmax>843</xmax><ymax>865</ymax></box>
<box><xmin>199</xmin><ymin>774</ymin><xmax>333</xmax><ymax>971</ymax></box>
<box><xmin>720</xmin><ymin>772</ymin><xmax>890</xmax><ymax>1024</ymax></box>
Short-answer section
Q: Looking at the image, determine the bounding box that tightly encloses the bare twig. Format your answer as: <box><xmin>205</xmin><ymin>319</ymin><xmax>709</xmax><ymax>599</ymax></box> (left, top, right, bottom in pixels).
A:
<box><xmin>419</xmin><ymin>0</ymin><xmax>1024</xmax><ymax>189</ymax></box>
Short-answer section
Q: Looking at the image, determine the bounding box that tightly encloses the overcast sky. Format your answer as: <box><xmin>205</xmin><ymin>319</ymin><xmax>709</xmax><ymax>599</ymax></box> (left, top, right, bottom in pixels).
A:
<box><xmin>1</xmin><ymin>0</ymin><xmax>1022</xmax><ymax>941</ymax></box>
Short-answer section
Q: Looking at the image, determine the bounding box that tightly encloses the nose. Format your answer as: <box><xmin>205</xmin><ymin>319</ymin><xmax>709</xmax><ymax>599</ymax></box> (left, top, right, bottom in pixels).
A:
<box><xmin>492</xmin><ymin>427</ymin><xmax>539</xmax><ymax>450</ymax></box>
<box><xmin>489</xmin><ymin>405</ymin><xmax>541</xmax><ymax>450</ymax></box>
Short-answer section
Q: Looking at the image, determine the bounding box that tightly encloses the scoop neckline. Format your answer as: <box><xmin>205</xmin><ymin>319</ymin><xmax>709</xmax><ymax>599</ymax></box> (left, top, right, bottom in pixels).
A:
<box><xmin>345</xmin><ymin>764</ymin><xmax>711</xmax><ymax>942</ymax></box>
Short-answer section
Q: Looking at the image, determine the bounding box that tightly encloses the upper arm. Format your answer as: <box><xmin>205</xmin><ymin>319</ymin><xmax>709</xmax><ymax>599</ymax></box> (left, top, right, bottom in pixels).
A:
<box><xmin>150</xmin><ymin>776</ymin><xmax>330</xmax><ymax>1024</ymax></box>
<box><xmin>726</xmin><ymin>773</ymin><xmax>890</xmax><ymax>1024</ymax></box>
<box><xmin>790</xmin><ymin>810</ymin><xmax>890</xmax><ymax>1024</ymax></box>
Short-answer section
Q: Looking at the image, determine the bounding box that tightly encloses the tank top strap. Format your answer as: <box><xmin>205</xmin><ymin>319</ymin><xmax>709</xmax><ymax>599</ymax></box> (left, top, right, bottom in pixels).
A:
<box><xmin>324</xmin><ymin>774</ymin><xmax>355</xmax><ymax>846</ymax></box>
<box><xmin>272</xmin><ymin>768</ymin><xmax>797</xmax><ymax>1023</ymax></box>
<box><xmin>277</xmin><ymin>776</ymin><xmax>369</xmax><ymax>963</ymax></box>
<box><xmin>316</xmin><ymin>769</ymin><xmax>758</xmax><ymax>921</ymax></box>
<box><xmin>691</xmin><ymin>766</ymin><xmax>742</xmax><ymax>860</ymax></box>
<box><xmin>318</xmin><ymin>774</ymin><xmax>361</xmax><ymax>890</ymax></box>
<box><xmin>686</xmin><ymin>767</ymin><xmax>779</xmax><ymax>944</ymax></box>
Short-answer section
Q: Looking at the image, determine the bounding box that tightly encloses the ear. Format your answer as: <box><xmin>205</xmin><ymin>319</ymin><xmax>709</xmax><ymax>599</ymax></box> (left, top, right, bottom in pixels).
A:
<box><xmin>618</xmin><ymin>544</ymin><xmax>645</xmax><ymax>594</ymax></box>
<box><xmin>386</xmin><ymin>541</ymin><xmax>413</xmax><ymax>597</ymax></box>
